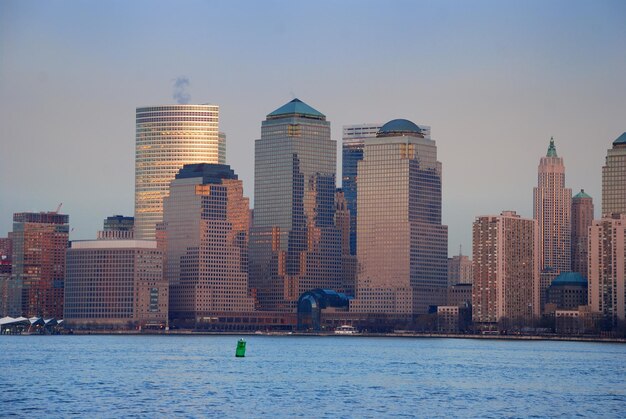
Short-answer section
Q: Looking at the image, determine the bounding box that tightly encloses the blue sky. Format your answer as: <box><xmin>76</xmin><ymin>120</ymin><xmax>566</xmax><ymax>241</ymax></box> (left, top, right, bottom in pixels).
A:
<box><xmin>1</xmin><ymin>0</ymin><xmax>625</xmax><ymax>255</ymax></box>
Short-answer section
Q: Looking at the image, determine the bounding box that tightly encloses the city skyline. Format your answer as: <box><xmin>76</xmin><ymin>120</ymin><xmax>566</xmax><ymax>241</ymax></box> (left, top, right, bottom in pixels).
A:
<box><xmin>1</xmin><ymin>1</ymin><xmax>625</xmax><ymax>256</ymax></box>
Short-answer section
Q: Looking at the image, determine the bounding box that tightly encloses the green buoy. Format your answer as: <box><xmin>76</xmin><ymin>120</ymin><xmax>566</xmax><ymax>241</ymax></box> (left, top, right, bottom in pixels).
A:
<box><xmin>235</xmin><ymin>338</ymin><xmax>246</xmax><ymax>357</ymax></box>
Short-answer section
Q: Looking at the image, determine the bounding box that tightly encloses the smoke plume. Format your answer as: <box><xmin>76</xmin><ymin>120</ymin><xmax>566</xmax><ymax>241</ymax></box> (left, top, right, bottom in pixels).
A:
<box><xmin>173</xmin><ymin>76</ymin><xmax>191</xmax><ymax>104</ymax></box>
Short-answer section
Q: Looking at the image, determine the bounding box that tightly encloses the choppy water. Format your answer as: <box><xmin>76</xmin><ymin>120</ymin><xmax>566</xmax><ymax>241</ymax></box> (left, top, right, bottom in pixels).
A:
<box><xmin>1</xmin><ymin>335</ymin><xmax>625</xmax><ymax>417</ymax></box>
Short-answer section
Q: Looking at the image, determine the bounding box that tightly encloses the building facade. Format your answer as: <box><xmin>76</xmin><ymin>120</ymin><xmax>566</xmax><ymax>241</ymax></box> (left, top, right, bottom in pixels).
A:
<box><xmin>602</xmin><ymin>133</ymin><xmax>626</xmax><ymax>216</ymax></box>
<box><xmin>11</xmin><ymin>212</ymin><xmax>69</xmax><ymax>318</ymax></box>
<box><xmin>533</xmin><ymin>138</ymin><xmax>572</xmax><ymax>309</ymax></box>
<box><xmin>546</xmin><ymin>272</ymin><xmax>588</xmax><ymax>310</ymax></box>
<box><xmin>162</xmin><ymin>164</ymin><xmax>255</xmax><ymax>322</ymax></box>
<box><xmin>64</xmin><ymin>239</ymin><xmax>167</xmax><ymax>329</ymax></box>
<box><xmin>249</xmin><ymin>99</ymin><xmax>342</xmax><ymax>312</ymax></box>
<box><xmin>134</xmin><ymin>104</ymin><xmax>225</xmax><ymax>240</ymax></box>
<box><xmin>342</xmin><ymin>123</ymin><xmax>381</xmax><ymax>256</ymax></box>
<box><xmin>588</xmin><ymin>214</ymin><xmax>626</xmax><ymax>323</ymax></box>
<box><xmin>571</xmin><ymin>190</ymin><xmax>594</xmax><ymax>279</ymax></box>
<box><xmin>447</xmin><ymin>251</ymin><xmax>473</xmax><ymax>285</ymax></box>
<box><xmin>472</xmin><ymin>211</ymin><xmax>539</xmax><ymax>329</ymax></box>
<box><xmin>351</xmin><ymin>119</ymin><xmax>448</xmax><ymax>316</ymax></box>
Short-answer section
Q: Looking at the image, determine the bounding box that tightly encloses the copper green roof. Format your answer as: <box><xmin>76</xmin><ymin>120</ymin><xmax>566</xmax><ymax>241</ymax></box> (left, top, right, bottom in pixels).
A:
<box><xmin>546</xmin><ymin>137</ymin><xmax>558</xmax><ymax>157</ymax></box>
<box><xmin>377</xmin><ymin>119</ymin><xmax>423</xmax><ymax>138</ymax></box>
<box><xmin>573</xmin><ymin>189</ymin><xmax>592</xmax><ymax>199</ymax></box>
<box><xmin>267</xmin><ymin>98</ymin><xmax>325</xmax><ymax>120</ymax></box>
<box><xmin>551</xmin><ymin>272</ymin><xmax>587</xmax><ymax>287</ymax></box>
<box><xmin>613</xmin><ymin>132</ymin><xmax>626</xmax><ymax>146</ymax></box>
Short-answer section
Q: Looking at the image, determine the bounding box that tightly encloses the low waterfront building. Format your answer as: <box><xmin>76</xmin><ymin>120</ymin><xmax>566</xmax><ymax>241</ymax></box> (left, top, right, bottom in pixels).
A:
<box><xmin>447</xmin><ymin>283</ymin><xmax>472</xmax><ymax>307</ymax></box>
<box><xmin>64</xmin><ymin>239</ymin><xmax>167</xmax><ymax>329</ymax></box>
<box><xmin>546</xmin><ymin>272</ymin><xmax>588</xmax><ymax>310</ymax></box>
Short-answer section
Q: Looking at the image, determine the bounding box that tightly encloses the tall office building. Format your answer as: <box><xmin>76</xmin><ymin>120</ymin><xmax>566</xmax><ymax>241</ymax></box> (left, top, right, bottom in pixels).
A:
<box><xmin>134</xmin><ymin>104</ymin><xmax>225</xmax><ymax>240</ymax></box>
<box><xmin>335</xmin><ymin>189</ymin><xmax>356</xmax><ymax>296</ymax></box>
<box><xmin>11</xmin><ymin>212</ymin><xmax>69</xmax><ymax>318</ymax></box>
<box><xmin>602</xmin><ymin>133</ymin><xmax>626</xmax><ymax>216</ymax></box>
<box><xmin>588</xmin><ymin>214</ymin><xmax>626</xmax><ymax>324</ymax></box>
<box><xmin>249</xmin><ymin>98</ymin><xmax>342</xmax><ymax>311</ymax></box>
<box><xmin>571</xmin><ymin>190</ymin><xmax>594</xmax><ymax>279</ymax></box>
<box><xmin>342</xmin><ymin>124</ymin><xmax>381</xmax><ymax>256</ymax></box>
<box><xmin>163</xmin><ymin>164</ymin><xmax>255</xmax><ymax>322</ymax></box>
<box><xmin>65</xmin><ymin>239</ymin><xmax>167</xmax><ymax>329</ymax></box>
<box><xmin>533</xmin><ymin>138</ymin><xmax>571</xmax><ymax>308</ymax></box>
<box><xmin>351</xmin><ymin>119</ymin><xmax>448</xmax><ymax>315</ymax></box>
<box><xmin>472</xmin><ymin>211</ymin><xmax>539</xmax><ymax>329</ymax></box>
<box><xmin>0</xmin><ymin>235</ymin><xmax>13</xmax><ymax>316</ymax></box>
<box><xmin>448</xmin><ymin>249</ymin><xmax>473</xmax><ymax>285</ymax></box>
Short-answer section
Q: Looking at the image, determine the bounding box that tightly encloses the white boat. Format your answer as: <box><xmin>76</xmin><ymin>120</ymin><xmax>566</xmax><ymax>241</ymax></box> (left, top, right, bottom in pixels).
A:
<box><xmin>334</xmin><ymin>325</ymin><xmax>358</xmax><ymax>335</ymax></box>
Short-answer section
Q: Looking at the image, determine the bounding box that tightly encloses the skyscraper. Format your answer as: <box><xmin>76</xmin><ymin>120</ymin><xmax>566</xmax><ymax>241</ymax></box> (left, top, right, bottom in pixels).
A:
<box><xmin>533</xmin><ymin>138</ymin><xmax>571</xmax><ymax>308</ymax></box>
<box><xmin>472</xmin><ymin>211</ymin><xmax>539</xmax><ymax>329</ymax></box>
<box><xmin>163</xmin><ymin>163</ymin><xmax>255</xmax><ymax>322</ymax></box>
<box><xmin>602</xmin><ymin>133</ymin><xmax>626</xmax><ymax>216</ymax></box>
<box><xmin>134</xmin><ymin>104</ymin><xmax>225</xmax><ymax>240</ymax></box>
<box><xmin>447</xmin><ymin>249</ymin><xmax>473</xmax><ymax>285</ymax></box>
<box><xmin>571</xmin><ymin>189</ymin><xmax>594</xmax><ymax>279</ymax></box>
<box><xmin>342</xmin><ymin>123</ymin><xmax>381</xmax><ymax>256</ymax></box>
<box><xmin>11</xmin><ymin>212</ymin><xmax>69</xmax><ymax>318</ymax></box>
<box><xmin>588</xmin><ymin>214</ymin><xmax>626</xmax><ymax>324</ymax></box>
<box><xmin>249</xmin><ymin>98</ymin><xmax>342</xmax><ymax>311</ymax></box>
<box><xmin>351</xmin><ymin>119</ymin><xmax>448</xmax><ymax>316</ymax></box>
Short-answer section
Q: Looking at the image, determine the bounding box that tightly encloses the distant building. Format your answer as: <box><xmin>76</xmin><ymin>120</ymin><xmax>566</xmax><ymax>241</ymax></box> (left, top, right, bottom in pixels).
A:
<box><xmin>602</xmin><ymin>133</ymin><xmax>626</xmax><ymax>216</ymax></box>
<box><xmin>335</xmin><ymin>189</ymin><xmax>356</xmax><ymax>296</ymax></box>
<box><xmin>447</xmin><ymin>250</ymin><xmax>473</xmax><ymax>285</ymax></box>
<box><xmin>546</xmin><ymin>272</ymin><xmax>588</xmax><ymax>310</ymax></box>
<box><xmin>249</xmin><ymin>99</ymin><xmax>342</xmax><ymax>311</ymax></box>
<box><xmin>437</xmin><ymin>305</ymin><xmax>471</xmax><ymax>333</ymax></box>
<box><xmin>571</xmin><ymin>190</ymin><xmax>594</xmax><ymax>279</ymax></box>
<box><xmin>0</xmin><ymin>235</ymin><xmax>13</xmax><ymax>316</ymax></box>
<box><xmin>472</xmin><ymin>211</ymin><xmax>539</xmax><ymax>329</ymax></box>
<box><xmin>534</xmin><ymin>138</ymin><xmax>572</xmax><ymax>291</ymax></box>
<box><xmin>447</xmin><ymin>283</ymin><xmax>472</xmax><ymax>307</ymax></box>
<box><xmin>351</xmin><ymin>119</ymin><xmax>448</xmax><ymax>316</ymax></box>
<box><xmin>134</xmin><ymin>105</ymin><xmax>225</xmax><ymax>240</ymax></box>
<box><xmin>11</xmin><ymin>212</ymin><xmax>69</xmax><ymax>318</ymax></box>
<box><xmin>65</xmin><ymin>238</ymin><xmax>167</xmax><ymax>329</ymax></box>
<box><xmin>162</xmin><ymin>163</ymin><xmax>255</xmax><ymax>323</ymax></box>
<box><xmin>588</xmin><ymin>214</ymin><xmax>626</xmax><ymax>323</ymax></box>
<box><xmin>342</xmin><ymin>123</ymin><xmax>382</xmax><ymax>256</ymax></box>
<box><xmin>99</xmin><ymin>215</ymin><xmax>135</xmax><ymax>240</ymax></box>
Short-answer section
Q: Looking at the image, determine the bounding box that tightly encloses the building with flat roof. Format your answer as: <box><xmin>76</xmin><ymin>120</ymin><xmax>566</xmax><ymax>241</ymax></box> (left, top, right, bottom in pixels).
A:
<box><xmin>64</xmin><ymin>239</ymin><xmax>167</xmax><ymax>329</ymax></box>
<box><xmin>134</xmin><ymin>104</ymin><xmax>225</xmax><ymax>240</ymax></box>
<box><xmin>11</xmin><ymin>212</ymin><xmax>69</xmax><ymax>318</ymax></box>
<box><xmin>472</xmin><ymin>211</ymin><xmax>539</xmax><ymax>330</ymax></box>
<box><xmin>162</xmin><ymin>163</ymin><xmax>255</xmax><ymax>323</ymax></box>
<box><xmin>351</xmin><ymin>119</ymin><xmax>448</xmax><ymax>316</ymax></box>
<box><xmin>448</xmin><ymin>250</ymin><xmax>473</xmax><ymax>286</ymax></box>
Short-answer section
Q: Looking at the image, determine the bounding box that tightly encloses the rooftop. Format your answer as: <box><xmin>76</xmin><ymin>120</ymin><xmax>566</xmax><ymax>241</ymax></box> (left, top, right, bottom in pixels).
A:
<box><xmin>613</xmin><ymin>132</ymin><xmax>626</xmax><ymax>147</ymax></box>
<box><xmin>267</xmin><ymin>98</ymin><xmax>325</xmax><ymax>120</ymax></box>
<box><xmin>546</xmin><ymin>137</ymin><xmax>558</xmax><ymax>157</ymax></box>
<box><xmin>376</xmin><ymin>119</ymin><xmax>423</xmax><ymax>138</ymax></box>
<box><xmin>175</xmin><ymin>163</ymin><xmax>238</xmax><ymax>184</ymax></box>
<box><xmin>573</xmin><ymin>189</ymin><xmax>592</xmax><ymax>199</ymax></box>
<box><xmin>551</xmin><ymin>272</ymin><xmax>587</xmax><ymax>287</ymax></box>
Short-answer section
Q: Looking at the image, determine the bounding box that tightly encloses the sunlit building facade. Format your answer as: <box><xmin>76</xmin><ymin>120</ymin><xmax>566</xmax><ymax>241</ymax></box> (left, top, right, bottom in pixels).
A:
<box><xmin>447</xmin><ymin>251</ymin><xmax>473</xmax><ymax>285</ymax></box>
<box><xmin>134</xmin><ymin>104</ymin><xmax>225</xmax><ymax>240</ymax></box>
<box><xmin>65</xmin><ymin>239</ymin><xmax>167</xmax><ymax>329</ymax></box>
<box><xmin>11</xmin><ymin>212</ymin><xmax>69</xmax><ymax>318</ymax></box>
<box><xmin>162</xmin><ymin>164</ymin><xmax>255</xmax><ymax>321</ymax></box>
<box><xmin>571</xmin><ymin>190</ymin><xmax>594</xmax><ymax>279</ymax></box>
<box><xmin>250</xmin><ymin>99</ymin><xmax>342</xmax><ymax>311</ymax></box>
<box><xmin>533</xmin><ymin>138</ymin><xmax>571</xmax><ymax>309</ymax></box>
<box><xmin>602</xmin><ymin>133</ymin><xmax>626</xmax><ymax>216</ymax></box>
<box><xmin>588</xmin><ymin>214</ymin><xmax>626</xmax><ymax>323</ymax></box>
<box><xmin>472</xmin><ymin>211</ymin><xmax>539</xmax><ymax>329</ymax></box>
<box><xmin>351</xmin><ymin>119</ymin><xmax>448</xmax><ymax>316</ymax></box>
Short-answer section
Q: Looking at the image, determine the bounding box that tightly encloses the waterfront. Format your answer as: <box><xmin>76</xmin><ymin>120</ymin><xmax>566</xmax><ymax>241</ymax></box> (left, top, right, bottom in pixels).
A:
<box><xmin>1</xmin><ymin>336</ymin><xmax>625</xmax><ymax>417</ymax></box>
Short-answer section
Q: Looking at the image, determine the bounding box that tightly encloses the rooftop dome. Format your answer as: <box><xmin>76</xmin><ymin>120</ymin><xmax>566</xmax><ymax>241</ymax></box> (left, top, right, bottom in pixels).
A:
<box><xmin>377</xmin><ymin>119</ymin><xmax>423</xmax><ymax>138</ymax></box>
<box><xmin>551</xmin><ymin>272</ymin><xmax>587</xmax><ymax>287</ymax></box>
<box><xmin>573</xmin><ymin>189</ymin><xmax>592</xmax><ymax>199</ymax></box>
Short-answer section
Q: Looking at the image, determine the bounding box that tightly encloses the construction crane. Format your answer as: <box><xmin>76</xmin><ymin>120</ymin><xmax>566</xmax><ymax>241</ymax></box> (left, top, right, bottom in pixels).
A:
<box><xmin>54</xmin><ymin>203</ymin><xmax>63</xmax><ymax>214</ymax></box>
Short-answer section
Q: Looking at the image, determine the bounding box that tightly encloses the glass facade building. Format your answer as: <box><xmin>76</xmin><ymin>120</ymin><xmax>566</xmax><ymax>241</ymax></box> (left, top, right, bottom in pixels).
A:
<box><xmin>250</xmin><ymin>99</ymin><xmax>342</xmax><ymax>311</ymax></box>
<box><xmin>162</xmin><ymin>163</ymin><xmax>255</xmax><ymax>322</ymax></box>
<box><xmin>350</xmin><ymin>119</ymin><xmax>448</xmax><ymax>315</ymax></box>
<box><xmin>134</xmin><ymin>105</ymin><xmax>225</xmax><ymax>240</ymax></box>
<box><xmin>602</xmin><ymin>133</ymin><xmax>626</xmax><ymax>216</ymax></box>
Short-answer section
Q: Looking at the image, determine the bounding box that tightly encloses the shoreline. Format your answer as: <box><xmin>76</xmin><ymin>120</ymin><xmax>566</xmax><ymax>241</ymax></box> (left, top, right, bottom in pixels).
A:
<box><xmin>21</xmin><ymin>330</ymin><xmax>626</xmax><ymax>343</ymax></box>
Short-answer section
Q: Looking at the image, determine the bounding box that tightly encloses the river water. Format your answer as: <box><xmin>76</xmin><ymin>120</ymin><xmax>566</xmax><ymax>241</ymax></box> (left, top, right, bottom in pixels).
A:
<box><xmin>1</xmin><ymin>335</ymin><xmax>625</xmax><ymax>417</ymax></box>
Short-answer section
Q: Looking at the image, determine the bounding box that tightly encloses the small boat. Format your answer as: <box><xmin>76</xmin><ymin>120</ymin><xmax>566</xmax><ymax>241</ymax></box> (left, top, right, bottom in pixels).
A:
<box><xmin>334</xmin><ymin>325</ymin><xmax>358</xmax><ymax>335</ymax></box>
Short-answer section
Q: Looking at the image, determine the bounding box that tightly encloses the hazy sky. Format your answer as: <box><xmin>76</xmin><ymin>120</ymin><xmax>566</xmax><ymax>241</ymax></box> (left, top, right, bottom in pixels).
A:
<box><xmin>1</xmin><ymin>0</ymin><xmax>625</xmax><ymax>255</ymax></box>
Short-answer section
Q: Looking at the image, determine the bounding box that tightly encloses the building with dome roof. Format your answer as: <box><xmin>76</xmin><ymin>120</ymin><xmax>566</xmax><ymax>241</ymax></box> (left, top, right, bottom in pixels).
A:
<box><xmin>546</xmin><ymin>272</ymin><xmax>588</xmax><ymax>310</ymax></box>
<box><xmin>602</xmin><ymin>132</ymin><xmax>626</xmax><ymax>216</ymax></box>
<box><xmin>350</xmin><ymin>119</ymin><xmax>448</xmax><ymax>316</ymax></box>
